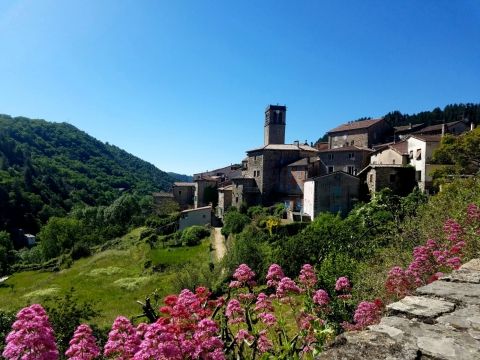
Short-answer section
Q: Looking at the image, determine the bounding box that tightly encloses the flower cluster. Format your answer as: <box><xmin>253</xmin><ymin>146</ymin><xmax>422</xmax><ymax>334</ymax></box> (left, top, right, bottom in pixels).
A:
<box><xmin>299</xmin><ymin>264</ymin><xmax>317</xmax><ymax>289</ymax></box>
<box><xmin>229</xmin><ymin>263</ymin><xmax>256</xmax><ymax>288</ymax></box>
<box><xmin>385</xmin><ymin>212</ymin><xmax>474</xmax><ymax>298</ymax></box>
<box><xmin>342</xmin><ymin>299</ymin><xmax>383</xmax><ymax>331</ymax></box>
<box><xmin>65</xmin><ymin>324</ymin><xmax>100</xmax><ymax>360</ymax></box>
<box><xmin>266</xmin><ymin>263</ymin><xmax>285</xmax><ymax>288</ymax></box>
<box><xmin>2</xmin><ymin>304</ymin><xmax>58</xmax><ymax>360</ymax></box>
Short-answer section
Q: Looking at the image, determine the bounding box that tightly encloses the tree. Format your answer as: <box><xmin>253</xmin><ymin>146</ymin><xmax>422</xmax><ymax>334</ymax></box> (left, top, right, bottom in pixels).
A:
<box><xmin>38</xmin><ymin>217</ymin><xmax>86</xmax><ymax>260</ymax></box>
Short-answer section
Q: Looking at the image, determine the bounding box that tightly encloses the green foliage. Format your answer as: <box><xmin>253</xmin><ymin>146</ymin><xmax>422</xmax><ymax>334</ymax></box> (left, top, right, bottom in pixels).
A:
<box><xmin>0</xmin><ymin>310</ymin><xmax>15</xmax><ymax>355</ymax></box>
<box><xmin>180</xmin><ymin>226</ymin><xmax>210</xmax><ymax>246</ymax></box>
<box><xmin>39</xmin><ymin>217</ymin><xmax>86</xmax><ymax>260</ymax></box>
<box><xmin>246</xmin><ymin>205</ymin><xmax>268</xmax><ymax>219</ymax></box>
<box><xmin>43</xmin><ymin>288</ymin><xmax>99</xmax><ymax>355</ymax></box>
<box><xmin>223</xmin><ymin>225</ymin><xmax>272</xmax><ymax>281</ymax></box>
<box><xmin>221</xmin><ymin>210</ymin><xmax>251</xmax><ymax>237</ymax></box>
<box><xmin>432</xmin><ymin>127</ymin><xmax>480</xmax><ymax>177</ymax></box>
<box><xmin>0</xmin><ymin>114</ymin><xmax>175</xmax><ymax>239</ymax></box>
<box><xmin>0</xmin><ymin>231</ymin><xmax>14</xmax><ymax>275</ymax></box>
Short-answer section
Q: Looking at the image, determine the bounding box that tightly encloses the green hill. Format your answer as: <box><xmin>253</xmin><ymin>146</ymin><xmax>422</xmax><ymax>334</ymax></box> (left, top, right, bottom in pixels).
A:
<box><xmin>0</xmin><ymin>227</ymin><xmax>213</xmax><ymax>327</ymax></box>
<box><xmin>0</xmin><ymin>114</ymin><xmax>175</xmax><ymax>237</ymax></box>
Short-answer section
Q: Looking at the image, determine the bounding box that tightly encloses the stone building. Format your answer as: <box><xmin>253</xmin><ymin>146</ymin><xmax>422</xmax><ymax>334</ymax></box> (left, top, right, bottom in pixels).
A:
<box><xmin>194</xmin><ymin>177</ymin><xmax>218</xmax><ymax>208</ymax></box>
<box><xmin>414</xmin><ymin>120</ymin><xmax>469</xmax><ymax>136</ymax></box>
<box><xmin>359</xmin><ymin>165</ymin><xmax>416</xmax><ymax>196</ymax></box>
<box><xmin>303</xmin><ymin>172</ymin><xmax>360</xmax><ymax>218</ymax></box>
<box><xmin>217</xmin><ymin>184</ymin><xmax>233</xmax><ymax>218</ymax></box>
<box><xmin>179</xmin><ymin>205</ymin><xmax>212</xmax><ymax>231</ymax></box>
<box><xmin>327</xmin><ymin>118</ymin><xmax>392</xmax><ymax>149</ymax></box>
<box><xmin>318</xmin><ymin>146</ymin><xmax>373</xmax><ymax>175</ymax></box>
<box><xmin>370</xmin><ymin>141</ymin><xmax>409</xmax><ymax>166</ymax></box>
<box><xmin>172</xmin><ymin>182</ymin><xmax>195</xmax><ymax>209</ymax></box>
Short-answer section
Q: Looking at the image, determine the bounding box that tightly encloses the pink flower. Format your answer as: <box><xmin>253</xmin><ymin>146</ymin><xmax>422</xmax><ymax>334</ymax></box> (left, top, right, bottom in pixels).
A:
<box><xmin>299</xmin><ymin>264</ymin><xmax>317</xmax><ymax>289</ymax></box>
<box><xmin>257</xmin><ymin>330</ymin><xmax>273</xmax><ymax>353</ymax></box>
<box><xmin>266</xmin><ymin>264</ymin><xmax>285</xmax><ymax>288</ymax></box>
<box><xmin>2</xmin><ymin>304</ymin><xmax>58</xmax><ymax>360</ymax></box>
<box><xmin>313</xmin><ymin>289</ymin><xmax>330</xmax><ymax>306</ymax></box>
<box><xmin>335</xmin><ymin>276</ymin><xmax>351</xmax><ymax>292</ymax></box>
<box><xmin>233</xmin><ymin>264</ymin><xmax>256</xmax><ymax>283</ymax></box>
<box><xmin>254</xmin><ymin>293</ymin><xmax>274</xmax><ymax>312</ymax></box>
<box><xmin>467</xmin><ymin>203</ymin><xmax>480</xmax><ymax>222</ymax></box>
<box><xmin>225</xmin><ymin>299</ymin><xmax>245</xmax><ymax>324</ymax></box>
<box><xmin>258</xmin><ymin>312</ymin><xmax>277</xmax><ymax>326</ymax></box>
<box><xmin>385</xmin><ymin>266</ymin><xmax>411</xmax><ymax>297</ymax></box>
<box><xmin>65</xmin><ymin>324</ymin><xmax>99</xmax><ymax>360</ymax></box>
<box><xmin>193</xmin><ymin>319</ymin><xmax>224</xmax><ymax>360</ymax></box>
<box><xmin>276</xmin><ymin>277</ymin><xmax>301</xmax><ymax>298</ymax></box>
<box><xmin>104</xmin><ymin>316</ymin><xmax>140</xmax><ymax>359</ymax></box>
<box><xmin>235</xmin><ymin>329</ymin><xmax>254</xmax><ymax>343</ymax></box>
<box><xmin>343</xmin><ymin>300</ymin><xmax>382</xmax><ymax>331</ymax></box>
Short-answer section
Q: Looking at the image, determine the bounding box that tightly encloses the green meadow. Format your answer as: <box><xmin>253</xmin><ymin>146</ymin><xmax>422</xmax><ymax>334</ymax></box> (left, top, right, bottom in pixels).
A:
<box><xmin>0</xmin><ymin>228</ymin><xmax>212</xmax><ymax>327</ymax></box>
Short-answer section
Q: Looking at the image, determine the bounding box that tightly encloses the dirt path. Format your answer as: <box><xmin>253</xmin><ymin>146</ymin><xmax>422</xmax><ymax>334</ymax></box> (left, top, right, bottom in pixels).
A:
<box><xmin>212</xmin><ymin>227</ymin><xmax>226</xmax><ymax>261</ymax></box>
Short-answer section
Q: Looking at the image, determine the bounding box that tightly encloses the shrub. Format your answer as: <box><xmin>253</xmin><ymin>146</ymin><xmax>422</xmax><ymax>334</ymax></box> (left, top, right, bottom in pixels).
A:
<box><xmin>221</xmin><ymin>211</ymin><xmax>250</xmax><ymax>237</ymax></box>
<box><xmin>181</xmin><ymin>226</ymin><xmax>210</xmax><ymax>246</ymax></box>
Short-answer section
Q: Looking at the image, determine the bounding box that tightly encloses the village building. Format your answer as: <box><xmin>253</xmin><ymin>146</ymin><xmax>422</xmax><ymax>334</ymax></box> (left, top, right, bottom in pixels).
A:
<box><xmin>327</xmin><ymin>118</ymin><xmax>392</xmax><ymax>149</ymax></box>
<box><xmin>370</xmin><ymin>140</ymin><xmax>409</xmax><ymax>166</ymax></box>
<box><xmin>172</xmin><ymin>182</ymin><xmax>195</xmax><ymax>209</ymax></box>
<box><xmin>317</xmin><ymin>146</ymin><xmax>373</xmax><ymax>176</ymax></box>
<box><xmin>178</xmin><ymin>205</ymin><xmax>212</xmax><ymax>231</ymax></box>
<box><xmin>194</xmin><ymin>177</ymin><xmax>218</xmax><ymax>208</ymax></box>
<box><xmin>393</xmin><ymin>123</ymin><xmax>426</xmax><ymax>141</ymax></box>
<box><xmin>303</xmin><ymin>172</ymin><xmax>360</xmax><ymax>218</ymax></box>
<box><xmin>414</xmin><ymin>120</ymin><xmax>470</xmax><ymax>137</ymax></box>
<box><xmin>359</xmin><ymin>164</ymin><xmax>416</xmax><ymax>196</ymax></box>
<box><xmin>216</xmin><ymin>184</ymin><xmax>233</xmax><ymax>218</ymax></box>
<box><xmin>232</xmin><ymin>105</ymin><xmax>319</xmax><ymax>210</ymax></box>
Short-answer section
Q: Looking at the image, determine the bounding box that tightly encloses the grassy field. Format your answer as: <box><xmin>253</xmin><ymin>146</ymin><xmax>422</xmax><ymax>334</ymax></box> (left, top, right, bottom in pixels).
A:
<box><xmin>0</xmin><ymin>228</ymin><xmax>213</xmax><ymax>327</ymax></box>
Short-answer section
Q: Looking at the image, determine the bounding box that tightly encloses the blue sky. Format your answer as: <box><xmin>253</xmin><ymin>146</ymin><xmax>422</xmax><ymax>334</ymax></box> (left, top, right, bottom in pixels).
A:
<box><xmin>0</xmin><ymin>0</ymin><xmax>479</xmax><ymax>175</ymax></box>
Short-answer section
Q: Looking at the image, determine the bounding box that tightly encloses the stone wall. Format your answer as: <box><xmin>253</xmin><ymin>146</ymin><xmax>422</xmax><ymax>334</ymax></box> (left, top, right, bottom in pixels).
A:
<box><xmin>317</xmin><ymin>259</ymin><xmax>480</xmax><ymax>359</ymax></box>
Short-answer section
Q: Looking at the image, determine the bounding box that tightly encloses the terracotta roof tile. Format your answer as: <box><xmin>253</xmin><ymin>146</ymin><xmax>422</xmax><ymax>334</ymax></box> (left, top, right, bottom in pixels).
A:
<box><xmin>328</xmin><ymin>118</ymin><xmax>384</xmax><ymax>133</ymax></box>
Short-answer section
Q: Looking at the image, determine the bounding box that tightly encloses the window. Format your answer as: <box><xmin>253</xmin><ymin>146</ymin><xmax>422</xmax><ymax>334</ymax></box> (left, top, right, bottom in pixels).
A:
<box><xmin>409</xmin><ymin>150</ymin><xmax>413</xmax><ymax>159</ymax></box>
<box><xmin>348</xmin><ymin>152</ymin><xmax>355</xmax><ymax>160</ymax></box>
<box><xmin>179</xmin><ymin>190</ymin><xmax>182</xmax><ymax>195</ymax></box>
<box><xmin>235</xmin><ymin>197</ymin><xmax>239</xmax><ymax>203</ymax></box>
<box><xmin>328</xmin><ymin>154</ymin><xmax>334</xmax><ymax>160</ymax></box>
<box><xmin>347</xmin><ymin>166</ymin><xmax>354</xmax><ymax>175</ymax></box>
<box><xmin>328</xmin><ymin>166</ymin><xmax>334</xmax><ymax>174</ymax></box>
<box><xmin>389</xmin><ymin>174</ymin><xmax>396</xmax><ymax>183</ymax></box>
<box><xmin>369</xmin><ymin>174</ymin><xmax>373</xmax><ymax>183</ymax></box>
<box><xmin>351</xmin><ymin>140</ymin><xmax>354</xmax><ymax>146</ymax></box>
<box><xmin>392</xmin><ymin>159</ymin><xmax>396</xmax><ymax>164</ymax></box>
<box><xmin>415</xmin><ymin>171</ymin><xmax>422</xmax><ymax>181</ymax></box>
<box><xmin>416</xmin><ymin>149</ymin><xmax>422</xmax><ymax>160</ymax></box>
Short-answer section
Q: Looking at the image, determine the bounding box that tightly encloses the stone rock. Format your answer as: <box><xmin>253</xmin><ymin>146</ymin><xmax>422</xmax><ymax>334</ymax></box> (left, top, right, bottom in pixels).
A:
<box><xmin>442</xmin><ymin>268</ymin><xmax>480</xmax><ymax>284</ymax></box>
<box><xmin>416</xmin><ymin>280</ymin><xmax>480</xmax><ymax>305</ymax></box>
<box><xmin>461</xmin><ymin>259</ymin><xmax>480</xmax><ymax>272</ymax></box>
<box><xmin>437</xmin><ymin>305</ymin><xmax>480</xmax><ymax>332</ymax></box>
<box><xmin>316</xmin><ymin>330</ymin><xmax>418</xmax><ymax>360</ymax></box>
<box><xmin>378</xmin><ymin>316</ymin><xmax>480</xmax><ymax>360</ymax></box>
<box><xmin>387</xmin><ymin>295</ymin><xmax>455</xmax><ymax>320</ymax></box>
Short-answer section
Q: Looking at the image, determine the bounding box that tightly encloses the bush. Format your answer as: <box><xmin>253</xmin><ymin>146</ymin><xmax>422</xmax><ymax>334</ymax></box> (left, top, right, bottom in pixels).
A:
<box><xmin>71</xmin><ymin>242</ymin><xmax>91</xmax><ymax>260</ymax></box>
<box><xmin>221</xmin><ymin>211</ymin><xmax>250</xmax><ymax>237</ymax></box>
<box><xmin>181</xmin><ymin>226</ymin><xmax>210</xmax><ymax>246</ymax></box>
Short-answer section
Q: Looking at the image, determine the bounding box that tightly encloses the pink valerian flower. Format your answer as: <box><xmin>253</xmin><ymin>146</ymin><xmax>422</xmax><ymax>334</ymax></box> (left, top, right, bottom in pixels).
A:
<box><xmin>258</xmin><ymin>312</ymin><xmax>277</xmax><ymax>326</ymax></box>
<box><xmin>335</xmin><ymin>276</ymin><xmax>351</xmax><ymax>292</ymax></box>
<box><xmin>312</xmin><ymin>289</ymin><xmax>330</xmax><ymax>307</ymax></box>
<box><xmin>235</xmin><ymin>329</ymin><xmax>254</xmax><ymax>343</ymax></box>
<box><xmin>257</xmin><ymin>330</ymin><xmax>273</xmax><ymax>353</ymax></box>
<box><xmin>104</xmin><ymin>316</ymin><xmax>140</xmax><ymax>360</ymax></box>
<box><xmin>133</xmin><ymin>321</ymin><xmax>180</xmax><ymax>360</ymax></box>
<box><xmin>466</xmin><ymin>203</ymin><xmax>480</xmax><ymax>222</ymax></box>
<box><xmin>254</xmin><ymin>293</ymin><xmax>274</xmax><ymax>312</ymax></box>
<box><xmin>193</xmin><ymin>319</ymin><xmax>225</xmax><ymax>360</ymax></box>
<box><xmin>2</xmin><ymin>304</ymin><xmax>59</xmax><ymax>360</ymax></box>
<box><xmin>65</xmin><ymin>324</ymin><xmax>99</xmax><ymax>360</ymax></box>
<box><xmin>276</xmin><ymin>277</ymin><xmax>301</xmax><ymax>299</ymax></box>
<box><xmin>266</xmin><ymin>264</ymin><xmax>285</xmax><ymax>288</ymax></box>
<box><xmin>225</xmin><ymin>299</ymin><xmax>245</xmax><ymax>324</ymax></box>
<box><xmin>136</xmin><ymin>323</ymin><xmax>149</xmax><ymax>341</ymax></box>
<box><xmin>299</xmin><ymin>264</ymin><xmax>317</xmax><ymax>289</ymax></box>
<box><xmin>385</xmin><ymin>266</ymin><xmax>411</xmax><ymax>297</ymax></box>
<box><xmin>446</xmin><ymin>256</ymin><xmax>462</xmax><ymax>269</ymax></box>
<box><xmin>443</xmin><ymin>218</ymin><xmax>463</xmax><ymax>243</ymax></box>
<box><xmin>427</xmin><ymin>272</ymin><xmax>444</xmax><ymax>284</ymax></box>
<box><xmin>343</xmin><ymin>300</ymin><xmax>382</xmax><ymax>331</ymax></box>
<box><xmin>297</xmin><ymin>312</ymin><xmax>318</xmax><ymax>331</ymax></box>
<box><xmin>230</xmin><ymin>264</ymin><xmax>256</xmax><ymax>288</ymax></box>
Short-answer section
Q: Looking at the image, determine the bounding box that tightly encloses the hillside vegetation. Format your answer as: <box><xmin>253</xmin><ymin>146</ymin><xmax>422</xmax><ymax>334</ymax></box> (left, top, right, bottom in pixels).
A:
<box><xmin>0</xmin><ymin>114</ymin><xmax>175</xmax><ymax>237</ymax></box>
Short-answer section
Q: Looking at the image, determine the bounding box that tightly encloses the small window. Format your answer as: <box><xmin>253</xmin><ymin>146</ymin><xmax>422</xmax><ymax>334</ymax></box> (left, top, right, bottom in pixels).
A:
<box><xmin>416</xmin><ymin>149</ymin><xmax>422</xmax><ymax>160</ymax></box>
<box><xmin>179</xmin><ymin>190</ymin><xmax>182</xmax><ymax>195</ymax></box>
<box><xmin>328</xmin><ymin>166</ymin><xmax>334</xmax><ymax>174</ymax></box>
<box><xmin>369</xmin><ymin>174</ymin><xmax>373</xmax><ymax>183</ymax></box>
<box><xmin>347</xmin><ymin>166</ymin><xmax>354</xmax><ymax>175</ymax></box>
<box><xmin>392</xmin><ymin>159</ymin><xmax>396</xmax><ymax>164</ymax></box>
<box><xmin>409</xmin><ymin>150</ymin><xmax>413</xmax><ymax>159</ymax></box>
<box><xmin>202</xmin><ymin>214</ymin><xmax>206</xmax><ymax>218</ymax></box>
<box><xmin>328</xmin><ymin>154</ymin><xmax>334</xmax><ymax>160</ymax></box>
<box><xmin>351</xmin><ymin>140</ymin><xmax>354</xmax><ymax>145</ymax></box>
<box><xmin>235</xmin><ymin>197</ymin><xmax>239</xmax><ymax>203</ymax></box>
<box><xmin>415</xmin><ymin>171</ymin><xmax>422</xmax><ymax>181</ymax></box>
<box><xmin>348</xmin><ymin>152</ymin><xmax>355</xmax><ymax>160</ymax></box>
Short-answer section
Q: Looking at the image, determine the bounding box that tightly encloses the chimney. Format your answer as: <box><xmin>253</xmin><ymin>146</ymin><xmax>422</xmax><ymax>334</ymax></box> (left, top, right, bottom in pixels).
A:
<box><xmin>294</xmin><ymin>140</ymin><xmax>300</xmax><ymax>147</ymax></box>
<box><xmin>304</xmin><ymin>140</ymin><xmax>308</xmax><ymax>145</ymax></box>
<box><xmin>441</xmin><ymin>123</ymin><xmax>446</xmax><ymax>137</ymax></box>
<box><xmin>471</xmin><ymin>122</ymin><xmax>475</xmax><ymax>131</ymax></box>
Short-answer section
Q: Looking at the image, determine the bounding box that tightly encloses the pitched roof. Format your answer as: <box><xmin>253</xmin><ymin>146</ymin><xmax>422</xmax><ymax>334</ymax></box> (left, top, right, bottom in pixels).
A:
<box><xmin>173</xmin><ymin>182</ymin><xmax>196</xmax><ymax>187</ymax></box>
<box><xmin>413</xmin><ymin>121</ymin><xmax>463</xmax><ymax>134</ymax></box>
<box><xmin>318</xmin><ymin>145</ymin><xmax>373</xmax><ymax>153</ymax></box>
<box><xmin>357</xmin><ymin>164</ymin><xmax>404</xmax><ymax>176</ymax></box>
<box><xmin>181</xmin><ymin>205</ymin><xmax>212</xmax><ymax>213</ymax></box>
<box><xmin>287</xmin><ymin>158</ymin><xmax>309</xmax><ymax>167</ymax></box>
<box><xmin>394</xmin><ymin>123</ymin><xmax>425</xmax><ymax>132</ymax></box>
<box><xmin>247</xmin><ymin>143</ymin><xmax>318</xmax><ymax>152</ymax></box>
<box><xmin>409</xmin><ymin>134</ymin><xmax>442</xmax><ymax>142</ymax></box>
<box><xmin>328</xmin><ymin>118</ymin><xmax>384</xmax><ymax>133</ymax></box>
<box><xmin>390</xmin><ymin>141</ymin><xmax>409</xmax><ymax>155</ymax></box>
<box><xmin>306</xmin><ymin>170</ymin><xmax>360</xmax><ymax>182</ymax></box>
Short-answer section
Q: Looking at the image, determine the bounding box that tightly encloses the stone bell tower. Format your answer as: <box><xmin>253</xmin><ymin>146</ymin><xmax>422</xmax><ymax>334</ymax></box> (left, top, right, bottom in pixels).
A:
<box><xmin>264</xmin><ymin>104</ymin><xmax>286</xmax><ymax>145</ymax></box>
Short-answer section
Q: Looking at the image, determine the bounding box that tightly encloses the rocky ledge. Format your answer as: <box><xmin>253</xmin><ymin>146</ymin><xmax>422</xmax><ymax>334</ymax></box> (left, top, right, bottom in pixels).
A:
<box><xmin>317</xmin><ymin>259</ymin><xmax>480</xmax><ymax>360</ymax></box>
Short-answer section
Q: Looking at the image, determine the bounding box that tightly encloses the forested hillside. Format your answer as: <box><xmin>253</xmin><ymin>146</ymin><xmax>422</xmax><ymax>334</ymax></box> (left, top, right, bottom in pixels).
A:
<box><xmin>0</xmin><ymin>114</ymin><xmax>175</xmax><ymax>237</ymax></box>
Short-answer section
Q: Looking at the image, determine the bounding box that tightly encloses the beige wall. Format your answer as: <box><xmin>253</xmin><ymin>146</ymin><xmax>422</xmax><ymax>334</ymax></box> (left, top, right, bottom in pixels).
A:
<box><xmin>179</xmin><ymin>207</ymin><xmax>212</xmax><ymax>231</ymax></box>
<box><xmin>370</xmin><ymin>148</ymin><xmax>405</xmax><ymax>165</ymax></box>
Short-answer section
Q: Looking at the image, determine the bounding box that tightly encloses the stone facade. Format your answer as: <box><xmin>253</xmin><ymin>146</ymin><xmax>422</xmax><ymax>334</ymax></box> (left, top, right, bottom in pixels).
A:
<box><xmin>217</xmin><ymin>185</ymin><xmax>233</xmax><ymax>218</ymax></box>
<box><xmin>231</xmin><ymin>177</ymin><xmax>260</xmax><ymax>208</ymax></box>
<box><xmin>317</xmin><ymin>259</ymin><xmax>480</xmax><ymax>360</ymax></box>
<box><xmin>318</xmin><ymin>146</ymin><xmax>372</xmax><ymax>176</ymax></box>
<box><xmin>194</xmin><ymin>178</ymin><xmax>218</xmax><ymax>208</ymax></box>
<box><xmin>303</xmin><ymin>172</ymin><xmax>360</xmax><ymax>218</ymax></box>
<box><xmin>328</xmin><ymin>118</ymin><xmax>392</xmax><ymax>149</ymax></box>
<box><xmin>264</xmin><ymin>105</ymin><xmax>286</xmax><ymax>145</ymax></box>
<box><xmin>361</xmin><ymin>165</ymin><xmax>416</xmax><ymax>196</ymax></box>
<box><xmin>172</xmin><ymin>182</ymin><xmax>195</xmax><ymax>209</ymax></box>
<box><xmin>178</xmin><ymin>205</ymin><xmax>212</xmax><ymax>231</ymax></box>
